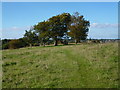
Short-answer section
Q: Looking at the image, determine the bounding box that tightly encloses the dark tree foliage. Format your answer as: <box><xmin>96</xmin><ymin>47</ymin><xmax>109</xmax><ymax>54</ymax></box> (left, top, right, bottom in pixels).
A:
<box><xmin>24</xmin><ymin>29</ymin><xmax>38</xmax><ymax>47</ymax></box>
<box><xmin>19</xmin><ymin>38</ymin><xmax>29</xmax><ymax>47</ymax></box>
<box><xmin>34</xmin><ymin>21</ymin><xmax>50</xmax><ymax>46</ymax></box>
<box><xmin>68</xmin><ymin>12</ymin><xmax>90</xmax><ymax>44</ymax></box>
<box><xmin>9</xmin><ymin>39</ymin><xmax>23</xmax><ymax>49</ymax></box>
<box><xmin>1</xmin><ymin>38</ymin><xmax>28</xmax><ymax>50</ymax></box>
<box><xmin>33</xmin><ymin>12</ymin><xmax>89</xmax><ymax>46</ymax></box>
<box><xmin>2</xmin><ymin>43</ymin><xmax>9</xmax><ymax>49</ymax></box>
<box><xmin>48</xmin><ymin>13</ymin><xmax>71</xmax><ymax>46</ymax></box>
<box><xmin>2</xmin><ymin>39</ymin><xmax>11</xmax><ymax>49</ymax></box>
<box><xmin>34</xmin><ymin>13</ymin><xmax>71</xmax><ymax>46</ymax></box>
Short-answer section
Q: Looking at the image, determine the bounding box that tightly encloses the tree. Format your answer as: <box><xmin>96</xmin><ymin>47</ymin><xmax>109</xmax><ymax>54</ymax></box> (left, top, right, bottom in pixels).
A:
<box><xmin>9</xmin><ymin>39</ymin><xmax>22</xmax><ymax>49</ymax></box>
<box><xmin>68</xmin><ymin>12</ymin><xmax>90</xmax><ymax>44</ymax></box>
<box><xmin>19</xmin><ymin>38</ymin><xmax>28</xmax><ymax>47</ymax></box>
<box><xmin>2</xmin><ymin>43</ymin><xmax>9</xmax><ymax>49</ymax></box>
<box><xmin>34</xmin><ymin>21</ymin><xmax>50</xmax><ymax>46</ymax></box>
<box><xmin>48</xmin><ymin>13</ymin><xmax>71</xmax><ymax>46</ymax></box>
<box><xmin>24</xmin><ymin>28</ymin><xmax>38</xmax><ymax>47</ymax></box>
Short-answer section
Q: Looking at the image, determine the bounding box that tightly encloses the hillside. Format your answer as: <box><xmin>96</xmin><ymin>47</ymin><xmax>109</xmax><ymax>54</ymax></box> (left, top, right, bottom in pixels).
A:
<box><xmin>2</xmin><ymin>42</ymin><xmax>118</xmax><ymax>88</ymax></box>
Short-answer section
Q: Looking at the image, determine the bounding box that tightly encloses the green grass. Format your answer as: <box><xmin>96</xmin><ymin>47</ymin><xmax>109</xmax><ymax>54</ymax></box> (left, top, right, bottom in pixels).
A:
<box><xmin>2</xmin><ymin>42</ymin><xmax>118</xmax><ymax>88</ymax></box>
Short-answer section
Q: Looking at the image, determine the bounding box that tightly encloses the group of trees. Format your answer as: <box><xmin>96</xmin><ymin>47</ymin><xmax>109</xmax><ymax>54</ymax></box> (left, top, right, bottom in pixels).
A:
<box><xmin>24</xmin><ymin>12</ymin><xmax>90</xmax><ymax>46</ymax></box>
<box><xmin>1</xmin><ymin>38</ymin><xmax>28</xmax><ymax>49</ymax></box>
<box><xmin>1</xmin><ymin>12</ymin><xmax>90</xmax><ymax>49</ymax></box>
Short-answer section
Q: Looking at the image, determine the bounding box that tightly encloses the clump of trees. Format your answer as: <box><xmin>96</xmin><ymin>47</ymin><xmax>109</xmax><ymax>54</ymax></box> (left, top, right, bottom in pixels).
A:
<box><xmin>1</xmin><ymin>39</ymin><xmax>11</xmax><ymax>49</ymax></box>
<box><xmin>9</xmin><ymin>40</ymin><xmax>22</xmax><ymax>49</ymax></box>
<box><xmin>34</xmin><ymin>13</ymin><xmax>71</xmax><ymax>46</ymax></box>
<box><xmin>2</xmin><ymin>12</ymin><xmax>90</xmax><ymax>49</ymax></box>
<box><xmin>8</xmin><ymin>38</ymin><xmax>28</xmax><ymax>49</ymax></box>
<box><xmin>1</xmin><ymin>38</ymin><xmax>28</xmax><ymax>50</ymax></box>
<box><xmin>24</xmin><ymin>12</ymin><xmax>90</xmax><ymax>46</ymax></box>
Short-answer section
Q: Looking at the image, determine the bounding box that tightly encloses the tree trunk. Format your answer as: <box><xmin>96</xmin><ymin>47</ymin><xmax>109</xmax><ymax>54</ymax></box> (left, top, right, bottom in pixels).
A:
<box><xmin>43</xmin><ymin>43</ymin><xmax>45</xmax><ymax>47</ymax></box>
<box><xmin>54</xmin><ymin>40</ymin><xmax>58</xmax><ymax>46</ymax></box>
<box><xmin>29</xmin><ymin>44</ymin><xmax>32</xmax><ymax>47</ymax></box>
<box><xmin>39</xmin><ymin>43</ymin><xmax>41</xmax><ymax>46</ymax></box>
<box><xmin>75</xmin><ymin>39</ymin><xmax>77</xmax><ymax>44</ymax></box>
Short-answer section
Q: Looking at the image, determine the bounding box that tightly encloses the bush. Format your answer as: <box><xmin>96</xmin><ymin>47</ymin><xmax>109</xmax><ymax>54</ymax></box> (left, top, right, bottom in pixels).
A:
<box><xmin>19</xmin><ymin>38</ymin><xmax>29</xmax><ymax>47</ymax></box>
<box><xmin>1</xmin><ymin>39</ymin><xmax>11</xmax><ymax>50</ymax></box>
<box><xmin>9</xmin><ymin>40</ymin><xmax>22</xmax><ymax>49</ymax></box>
<box><xmin>2</xmin><ymin>38</ymin><xmax>28</xmax><ymax>49</ymax></box>
<box><xmin>2</xmin><ymin>43</ymin><xmax>9</xmax><ymax>49</ymax></box>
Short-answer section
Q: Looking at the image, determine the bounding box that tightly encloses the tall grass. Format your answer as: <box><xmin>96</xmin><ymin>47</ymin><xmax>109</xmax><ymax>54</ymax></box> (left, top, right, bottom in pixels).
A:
<box><xmin>2</xmin><ymin>42</ymin><xmax>118</xmax><ymax>88</ymax></box>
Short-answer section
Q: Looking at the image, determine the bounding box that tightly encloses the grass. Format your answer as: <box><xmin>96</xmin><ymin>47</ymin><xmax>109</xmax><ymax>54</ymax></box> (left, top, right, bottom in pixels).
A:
<box><xmin>2</xmin><ymin>42</ymin><xmax>119</xmax><ymax>88</ymax></box>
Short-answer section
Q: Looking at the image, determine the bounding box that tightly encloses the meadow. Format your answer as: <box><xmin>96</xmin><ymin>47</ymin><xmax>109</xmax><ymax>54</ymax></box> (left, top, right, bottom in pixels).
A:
<box><xmin>2</xmin><ymin>42</ymin><xmax>118</xmax><ymax>88</ymax></box>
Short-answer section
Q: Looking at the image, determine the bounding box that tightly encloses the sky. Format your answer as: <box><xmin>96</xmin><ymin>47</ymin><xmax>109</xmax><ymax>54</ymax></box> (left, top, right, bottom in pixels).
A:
<box><xmin>1</xmin><ymin>0</ymin><xmax>119</xmax><ymax>2</ymax></box>
<box><xmin>1</xmin><ymin>2</ymin><xmax>118</xmax><ymax>39</ymax></box>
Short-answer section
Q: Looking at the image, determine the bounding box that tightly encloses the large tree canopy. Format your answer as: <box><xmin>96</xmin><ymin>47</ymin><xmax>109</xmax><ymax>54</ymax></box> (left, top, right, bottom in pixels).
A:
<box><xmin>48</xmin><ymin>13</ymin><xmax>71</xmax><ymax>46</ymax></box>
<box><xmin>34</xmin><ymin>21</ymin><xmax>50</xmax><ymax>46</ymax></box>
<box><xmin>24</xmin><ymin>28</ymin><xmax>38</xmax><ymax>47</ymax></box>
<box><xmin>68</xmin><ymin>12</ymin><xmax>90</xmax><ymax>44</ymax></box>
<box><xmin>34</xmin><ymin>13</ymin><xmax>71</xmax><ymax>46</ymax></box>
<box><xmin>33</xmin><ymin>12</ymin><xmax>90</xmax><ymax>46</ymax></box>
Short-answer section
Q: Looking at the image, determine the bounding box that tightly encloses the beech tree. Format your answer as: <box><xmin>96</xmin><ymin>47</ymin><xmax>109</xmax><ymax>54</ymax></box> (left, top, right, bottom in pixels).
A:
<box><xmin>68</xmin><ymin>12</ymin><xmax>90</xmax><ymax>44</ymax></box>
<box><xmin>48</xmin><ymin>13</ymin><xmax>71</xmax><ymax>46</ymax></box>
<box><xmin>24</xmin><ymin>29</ymin><xmax>38</xmax><ymax>47</ymax></box>
<box><xmin>34</xmin><ymin>21</ymin><xmax>50</xmax><ymax>46</ymax></box>
<box><xmin>33</xmin><ymin>12</ymin><xmax>90</xmax><ymax>46</ymax></box>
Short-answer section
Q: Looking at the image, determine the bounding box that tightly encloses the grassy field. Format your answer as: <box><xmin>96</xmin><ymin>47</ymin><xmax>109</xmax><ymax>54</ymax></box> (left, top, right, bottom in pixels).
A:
<box><xmin>2</xmin><ymin>42</ymin><xmax>118</xmax><ymax>88</ymax></box>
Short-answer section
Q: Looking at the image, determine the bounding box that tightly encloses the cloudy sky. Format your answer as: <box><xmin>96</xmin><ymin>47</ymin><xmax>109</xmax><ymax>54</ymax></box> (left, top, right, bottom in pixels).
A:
<box><xmin>1</xmin><ymin>2</ymin><xmax>118</xmax><ymax>39</ymax></box>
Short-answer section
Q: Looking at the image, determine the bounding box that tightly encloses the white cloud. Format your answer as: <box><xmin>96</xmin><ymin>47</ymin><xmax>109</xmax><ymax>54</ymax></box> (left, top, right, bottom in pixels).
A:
<box><xmin>88</xmin><ymin>23</ymin><xmax>118</xmax><ymax>39</ymax></box>
<box><xmin>90</xmin><ymin>23</ymin><xmax>118</xmax><ymax>28</ymax></box>
<box><xmin>11</xmin><ymin>26</ymin><xmax>30</xmax><ymax>31</ymax></box>
<box><xmin>12</xmin><ymin>26</ymin><xmax>18</xmax><ymax>30</ymax></box>
<box><xmin>2</xmin><ymin>26</ymin><xmax>31</xmax><ymax>39</ymax></box>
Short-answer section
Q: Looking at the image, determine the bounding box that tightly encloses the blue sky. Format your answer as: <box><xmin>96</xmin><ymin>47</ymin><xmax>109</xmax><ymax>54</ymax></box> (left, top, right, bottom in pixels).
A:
<box><xmin>2</xmin><ymin>2</ymin><xmax>118</xmax><ymax>39</ymax></box>
<box><xmin>1</xmin><ymin>0</ymin><xmax>119</xmax><ymax>2</ymax></box>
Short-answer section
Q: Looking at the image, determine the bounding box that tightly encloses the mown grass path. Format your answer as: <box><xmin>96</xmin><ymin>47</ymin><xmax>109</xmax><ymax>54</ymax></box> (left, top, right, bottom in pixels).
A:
<box><xmin>2</xmin><ymin>42</ymin><xmax>118</xmax><ymax>88</ymax></box>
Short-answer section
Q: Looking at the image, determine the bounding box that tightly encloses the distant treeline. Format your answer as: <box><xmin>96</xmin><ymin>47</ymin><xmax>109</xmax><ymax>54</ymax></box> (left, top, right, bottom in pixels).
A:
<box><xmin>0</xmin><ymin>38</ymin><xmax>119</xmax><ymax>50</ymax></box>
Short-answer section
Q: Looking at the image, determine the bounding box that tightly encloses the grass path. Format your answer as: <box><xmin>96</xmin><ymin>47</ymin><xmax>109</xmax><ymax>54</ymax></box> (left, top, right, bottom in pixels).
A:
<box><xmin>2</xmin><ymin>42</ymin><xmax>118</xmax><ymax>88</ymax></box>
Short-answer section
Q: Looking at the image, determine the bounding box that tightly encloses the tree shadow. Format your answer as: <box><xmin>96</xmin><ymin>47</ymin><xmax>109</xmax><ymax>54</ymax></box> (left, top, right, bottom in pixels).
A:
<box><xmin>44</xmin><ymin>43</ymin><xmax>81</xmax><ymax>48</ymax></box>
